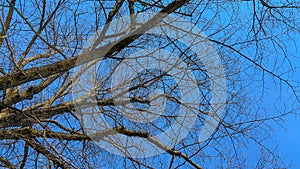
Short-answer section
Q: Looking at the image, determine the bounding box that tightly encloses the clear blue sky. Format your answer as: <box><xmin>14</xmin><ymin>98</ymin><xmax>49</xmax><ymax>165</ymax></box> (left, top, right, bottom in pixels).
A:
<box><xmin>267</xmin><ymin>52</ymin><xmax>300</xmax><ymax>168</ymax></box>
<box><xmin>202</xmin><ymin>2</ymin><xmax>300</xmax><ymax>168</ymax></box>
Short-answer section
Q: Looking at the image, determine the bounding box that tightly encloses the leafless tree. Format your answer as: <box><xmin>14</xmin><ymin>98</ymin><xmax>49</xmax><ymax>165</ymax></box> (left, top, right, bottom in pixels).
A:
<box><xmin>0</xmin><ymin>0</ymin><xmax>299</xmax><ymax>168</ymax></box>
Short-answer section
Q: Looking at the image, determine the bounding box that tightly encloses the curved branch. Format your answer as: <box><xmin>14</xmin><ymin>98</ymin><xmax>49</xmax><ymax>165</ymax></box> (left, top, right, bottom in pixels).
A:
<box><xmin>0</xmin><ymin>0</ymin><xmax>16</xmax><ymax>48</ymax></box>
<box><xmin>259</xmin><ymin>0</ymin><xmax>300</xmax><ymax>9</ymax></box>
<box><xmin>0</xmin><ymin>155</ymin><xmax>16</xmax><ymax>169</ymax></box>
<box><xmin>0</xmin><ymin>0</ymin><xmax>190</xmax><ymax>90</ymax></box>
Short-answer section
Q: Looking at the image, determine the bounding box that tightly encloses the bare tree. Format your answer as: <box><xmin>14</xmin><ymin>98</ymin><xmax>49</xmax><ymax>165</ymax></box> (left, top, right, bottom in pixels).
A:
<box><xmin>0</xmin><ymin>0</ymin><xmax>299</xmax><ymax>168</ymax></box>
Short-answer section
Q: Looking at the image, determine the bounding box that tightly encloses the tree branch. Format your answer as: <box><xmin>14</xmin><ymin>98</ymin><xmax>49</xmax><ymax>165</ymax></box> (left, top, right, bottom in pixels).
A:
<box><xmin>0</xmin><ymin>0</ymin><xmax>190</xmax><ymax>90</ymax></box>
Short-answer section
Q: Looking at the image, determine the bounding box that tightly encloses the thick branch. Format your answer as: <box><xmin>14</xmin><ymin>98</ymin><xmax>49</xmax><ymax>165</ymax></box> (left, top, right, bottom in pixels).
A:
<box><xmin>0</xmin><ymin>126</ymin><xmax>203</xmax><ymax>169</ymax></box>
<box><xmin>0</xmin><ymin>0</ymin><xmax>190</xmax><ymax>90</ymax></box>
<box><xmin>0</xmin><ymin>0</ymin><xmax>16</xmax><ymax>47</ymax></box>
<box><xmin>0</xmin><ymin>155</ymin><xmax>16</xmax><ymax>169</ymax></box>
<box><xmin>0</xmin><ymin>128</ymin><xmax>90</xmax><ymax>141</ymax></box>
<box><xmin>2</xmin><ymin>74</ymin><xmax>60</xmax><ymax>107</ymax></box>
<box><xmin>0</xmin><ymin>96</ymin><xmax>152</xmax><ymax>128</ymax></box>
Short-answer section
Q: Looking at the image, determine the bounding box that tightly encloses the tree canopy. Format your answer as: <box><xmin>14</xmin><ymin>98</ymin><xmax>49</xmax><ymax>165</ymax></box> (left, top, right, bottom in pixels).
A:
<box><xmin>0</xmin><ymin>0</ymin><xmax>299</xmax><ymax>168</ymax></box>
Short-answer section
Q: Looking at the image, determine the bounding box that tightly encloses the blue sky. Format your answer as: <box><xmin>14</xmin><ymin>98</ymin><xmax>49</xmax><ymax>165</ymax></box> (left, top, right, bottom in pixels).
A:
<box><xmin>197</xmin><ymin>1</ymin><xmax>300</xmax><ymax>168</ymax></box>
<box><xmin>268</xmin><ymin>55</ymin><xmax>300</xmax><ymax>168</ymax></box>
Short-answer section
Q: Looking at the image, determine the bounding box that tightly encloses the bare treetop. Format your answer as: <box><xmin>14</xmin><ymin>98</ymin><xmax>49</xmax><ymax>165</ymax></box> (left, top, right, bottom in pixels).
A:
<box><xmin>0</xmin><ymin>0</ymin><xmax>299</xmax><ymax>168</ymax></box>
